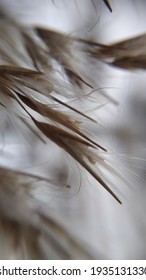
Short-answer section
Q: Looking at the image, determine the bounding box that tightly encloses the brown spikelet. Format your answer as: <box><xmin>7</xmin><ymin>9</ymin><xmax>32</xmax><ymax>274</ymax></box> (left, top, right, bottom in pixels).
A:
<box><xmin>0</xmin><ymin>167</ymin><xmax>93</xmax><ymax>259</ymax></box>
<box><xmin>0</xmin><ymin>9</ymin><xmax>123</xmax><ymax>205</ymax></box>
<box><xmin>1</xmin><ymin>6</ymin><xmax>135</xmax><ymax>259</ymax></box>
<box><xmin>79</xmin><ymin>33</ymin><xmax>146</xmax><ymax>70</ymax></box>
<box><xmin>36</xmin><ymin>28</ymin><xmax>93</xmax><ymax>88</ymax></box>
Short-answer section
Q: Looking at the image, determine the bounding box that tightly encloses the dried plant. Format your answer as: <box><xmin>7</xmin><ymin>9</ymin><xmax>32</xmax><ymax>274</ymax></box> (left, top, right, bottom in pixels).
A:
<box><xmin>82</xmin><ymin>33</ymin><xmax>146</xmax><ymax>70</ymax></box>
<box><xmin>0</xmin><ymin>1</ymin><xmax>145</xmax><ymax>259</ymax></box>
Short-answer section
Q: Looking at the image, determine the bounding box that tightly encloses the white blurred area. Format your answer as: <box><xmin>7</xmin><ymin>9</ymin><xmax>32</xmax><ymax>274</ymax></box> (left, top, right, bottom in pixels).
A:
<box><xmin>1</xmin><ymin>0</ymin><xmax>146</xmax><ymax>259</ymax></box>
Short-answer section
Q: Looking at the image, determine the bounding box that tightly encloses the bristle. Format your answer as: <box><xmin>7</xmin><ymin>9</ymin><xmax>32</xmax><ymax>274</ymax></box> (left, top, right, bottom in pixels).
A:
<box><xmin>102</xmin><ymin>0</ymin><xmax>112</xmax><ymax>12</ymax></box>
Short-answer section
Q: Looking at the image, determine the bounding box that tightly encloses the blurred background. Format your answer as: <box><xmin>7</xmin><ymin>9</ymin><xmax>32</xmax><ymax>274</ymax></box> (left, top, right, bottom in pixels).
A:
<box><xmin>0</xmin><ymin>0</ymin><xmax>146</xmax><ymax>259</ymax></box>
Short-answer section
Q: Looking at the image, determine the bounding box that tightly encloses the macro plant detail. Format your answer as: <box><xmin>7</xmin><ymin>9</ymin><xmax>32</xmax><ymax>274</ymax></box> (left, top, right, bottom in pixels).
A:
<box><xmin>0</xmin><ymin>0</ymin><xmax>146</xmax><ymax>259</ymax></box>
